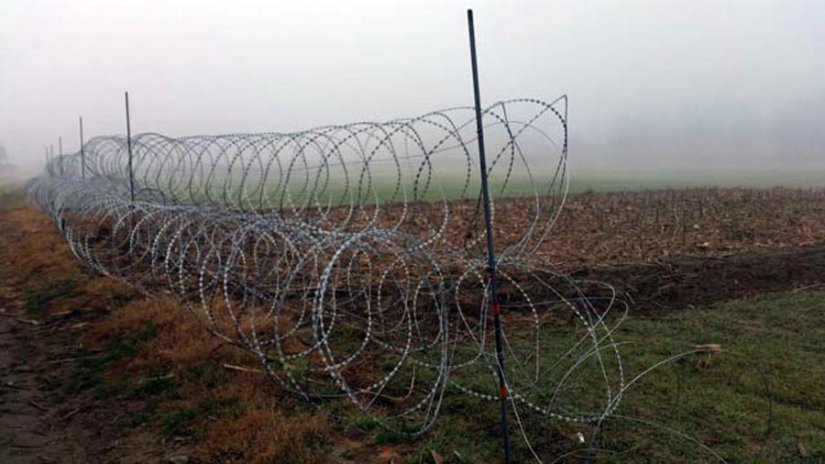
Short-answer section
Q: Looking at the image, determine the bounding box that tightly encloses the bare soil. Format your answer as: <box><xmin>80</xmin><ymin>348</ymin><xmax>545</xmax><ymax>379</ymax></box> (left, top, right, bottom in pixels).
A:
<box><xmin>567</xmin><ymin>244</ymin><xmax>825</xmax><ymax>314</ymax></box>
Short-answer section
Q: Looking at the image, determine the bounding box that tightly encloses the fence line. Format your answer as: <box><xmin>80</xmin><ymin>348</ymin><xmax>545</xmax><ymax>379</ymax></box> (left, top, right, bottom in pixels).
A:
<box><xmin>28</xmin><ymin>96</ymin><xmax>637</xmax><ymax>459</ymax></box>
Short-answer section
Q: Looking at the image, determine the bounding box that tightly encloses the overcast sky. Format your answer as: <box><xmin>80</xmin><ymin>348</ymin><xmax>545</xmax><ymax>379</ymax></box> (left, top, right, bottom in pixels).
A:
<box><xmin>1</xmin><ymin>0</ymin><xmax>823</xmax><ymax>174</ymax></box>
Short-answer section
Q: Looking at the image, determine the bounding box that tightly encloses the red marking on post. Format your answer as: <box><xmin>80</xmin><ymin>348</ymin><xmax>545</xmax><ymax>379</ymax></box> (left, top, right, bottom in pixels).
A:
<box><xmin>499</xmin><ymin>384</ymin><xmax>508</xmax><ymax>399</ymax></box>
<box><xmin>492</xmin><ymin>301</ymin><xmax>501</xmax><ymax>316</ymax></box>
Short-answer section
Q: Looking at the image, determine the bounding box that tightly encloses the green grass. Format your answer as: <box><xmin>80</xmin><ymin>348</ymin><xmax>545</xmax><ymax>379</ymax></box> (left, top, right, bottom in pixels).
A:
<box><xmin>143</xmin><ymin>167</ymin><xmax>825</xmax><ymax>209</ymax></box>
<box><xmin>161</xmin><ymin>397</ymin><xmax>246</xmax><ymax>438</ymax></box>
<box><xmin>63</xmin><ymin>323</ymin><xmax>158</xmax><ymax>396</ymax></box>
<box><xmin>23</xmin><ymin>279</ymin><xmax>77</xmax><ymax>316</ymax></box>
<box><xmin>585</xmin><ymin>290</ymin><xmax>825</xmax><ymax>462</ymax></box>
<box><xmin>187</xmin><ymin>362</ymin><xmax>226</xmax><ymax>388</ymax></box>
<box><xmin>129</xmin><ymin>375</ymin><xmax>177</xmax><ymax>399</ymax></box>
<box><xmin>569</xmin><ymin>168</ymin><xmax>825</xmax><ymax>193</ymax></box>
<box><xmin>370</xmin><ymin>290</ymin><xmax>825</xmax><ymax>462</ymax></box>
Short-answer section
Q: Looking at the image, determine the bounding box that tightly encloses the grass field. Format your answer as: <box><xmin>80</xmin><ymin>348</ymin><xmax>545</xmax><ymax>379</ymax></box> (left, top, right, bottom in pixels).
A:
<box><xmin>352</xmin><ymin>290</ymin><xmax>825</xmax><ymax>463</ymax></box>
<box><xmin>568</xmin><ymin>169</ymin><xmax>825</xmax><ymax>193</ymax></box>
<box><xmin>1</xmin><ymin>181</ymin><xmax>824</xmax><ymax>462</ymax></box>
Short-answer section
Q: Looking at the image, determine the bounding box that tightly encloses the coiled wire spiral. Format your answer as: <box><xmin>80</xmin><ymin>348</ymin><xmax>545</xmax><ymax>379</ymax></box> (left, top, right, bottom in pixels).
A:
<box><xmin>28</xmin><ymin>96</ymin><xmax>629</xmax><ymax>453</ymax></box>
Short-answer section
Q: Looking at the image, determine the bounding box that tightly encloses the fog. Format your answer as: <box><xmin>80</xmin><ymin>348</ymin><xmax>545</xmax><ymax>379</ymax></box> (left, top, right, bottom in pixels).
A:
<box><xmin>1</xmin><ymin>0</ymin><xmax>823</xmax><ymax>181</ymax></box>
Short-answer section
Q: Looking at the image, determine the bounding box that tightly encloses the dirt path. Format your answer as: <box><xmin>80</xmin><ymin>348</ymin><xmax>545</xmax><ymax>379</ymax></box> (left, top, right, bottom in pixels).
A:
<box><xmin>0</xmin><ymin>205</ymin><xmax>88</xmax><ymax>463</ymax></box>
<box><xmin>0</xmin><ymin>313</ymin><xmax>82</xmax><ymax>463</ymax></box>
<box><xmin>0</xmin><ymin>206</ymin><xmax>188</xmax><ymax>464</ymax></box>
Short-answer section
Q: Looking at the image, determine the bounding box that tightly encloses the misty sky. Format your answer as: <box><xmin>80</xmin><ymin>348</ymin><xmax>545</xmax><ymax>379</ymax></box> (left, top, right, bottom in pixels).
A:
<box><xmin>1</xmin><ymin>0</ymin><xmax>823</xmax><ymax>175</ymax></box>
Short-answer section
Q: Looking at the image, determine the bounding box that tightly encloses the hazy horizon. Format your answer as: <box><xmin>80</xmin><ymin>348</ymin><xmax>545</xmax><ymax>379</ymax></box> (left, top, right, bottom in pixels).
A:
<box><xmin>2</xmin><ymin>0</ymin><xmax>823</xmax><ymax>182</ymax></box>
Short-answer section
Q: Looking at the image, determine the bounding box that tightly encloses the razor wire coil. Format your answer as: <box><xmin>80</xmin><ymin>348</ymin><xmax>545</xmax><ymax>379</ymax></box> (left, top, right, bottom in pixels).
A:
<box><xmin>28</xmin><ymin>96</ymin><xmax>631</xmax><ymax>448</ymax></box>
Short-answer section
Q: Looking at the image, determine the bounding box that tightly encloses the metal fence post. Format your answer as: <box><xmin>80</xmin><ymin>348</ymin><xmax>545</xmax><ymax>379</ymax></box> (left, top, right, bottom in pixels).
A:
<box><xmin>467</xmin><ymin>9</ymin><xmax>511</xmax><ymax>464</ymax></box>
<box><xmin>79</xmin><ymin>116</ymin><xmax>85</xmax><ymax>179</ymax></box>
<box><xmin>125</xmin><ymin>91</ymin><xmax>135</xmax><ymax>202</ymax></box>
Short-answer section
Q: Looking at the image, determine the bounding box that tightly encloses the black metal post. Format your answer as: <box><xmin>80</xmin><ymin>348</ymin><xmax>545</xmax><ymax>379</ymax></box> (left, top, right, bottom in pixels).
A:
<box><xmin>125</xmin><ymin>91</ymin><xmax>135</xmax><ymax>202</ymax></box>
<box><xmin>79</xmin><ymin>116</ymin><xmax>86</xmax><ymax>179</ymax></box>
<box><xmin>58</xmin><ymin>136</ymin><xmax>63</xmax><ymax>176</ymax></box>
<box><xmin>467</xmin><ymin>9</ymin><xmax>511</xmax><ymax>464</ymax></box>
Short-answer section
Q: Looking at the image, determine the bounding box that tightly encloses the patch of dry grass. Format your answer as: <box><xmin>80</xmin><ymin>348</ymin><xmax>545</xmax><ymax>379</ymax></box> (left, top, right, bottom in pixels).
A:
<box><xmin>76</xmin><ymin>271</ymin><xmax>336</xmax><ymax>462</ymax></box>
<box><xmin>0</xmin><ymin>202</ymin><xmax>339</xmax><ymax>463</ymax></box>
<box><xmin>201</xmin><ymin>408</ymin><xmax>328</xmax><ymax>464</ymax></box>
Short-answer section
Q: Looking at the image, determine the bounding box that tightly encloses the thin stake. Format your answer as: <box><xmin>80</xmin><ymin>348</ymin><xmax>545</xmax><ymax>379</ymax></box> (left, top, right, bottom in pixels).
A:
<box><xmin>125</xmin><ymin>91</ymin><xmax>134</xmax><ymax>202</ymax></box>
<box><xmin>58</xmin><ymin>136</ymin><xmax>63</xmax><ymax>176</ymax></box>
<box><xmin>467</xmin><ymin>9</ymin><xmax>511</xmax><ymax>464</ymax></box>
<box><xmin>79</xmin><ymin>116</ymin><xmax>86</xmax><ymax>179</ymax></box>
